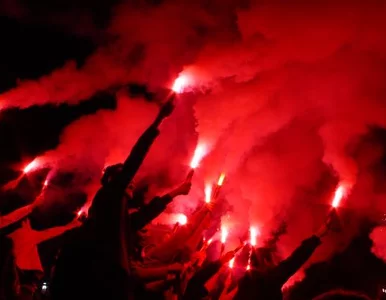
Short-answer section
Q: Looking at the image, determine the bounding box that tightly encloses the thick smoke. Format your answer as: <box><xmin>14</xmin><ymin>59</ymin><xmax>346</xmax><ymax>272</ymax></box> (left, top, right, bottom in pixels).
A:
<box><xmin>370</xmin><ymin>226</ymin><xmax>386</xmax><ymax>263</ymax></box>
<box><xmin>2</xmin><ymin>0</ymin><xmax>386</xmax><ymax>283</ymax></box>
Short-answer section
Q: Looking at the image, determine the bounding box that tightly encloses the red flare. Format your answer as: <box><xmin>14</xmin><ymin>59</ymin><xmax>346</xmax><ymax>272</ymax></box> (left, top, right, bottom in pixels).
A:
<box><xmin>44</xmin><ymin>180</ymin><xmax>48</xmax><ymax>187</ymax></box>
<box><xmin>172</xmin><ymin>75</ymin><xmax>189</xmax><ymax>93</ymax></box>
<box><xmin>246</xmin><ymin>264</ymin><xmax>251</xmax><ymax>271</ymax></box>
<box><xmin>217</xmin><ymin>173</ymin><xmax>226</xmax><ymax>186</ymax></box>
<box><xmin>207</xmin><ymin>238</ymin><xmax>213</xmax><ymax>245</ymax></box>
<box><xmin>77</xmin><ymin>210</ymin><xmax>82</xmax><ymax>217</ymax></box>
<box><xmin>229</xmin><ymin>257</ymin><xmax>235</xmax><ymax>269</ymax></box>
<box><xmin>221</xmin><ymin>226</ymin><xmax>228</xmax><ymax>244</ymax></box>
<box><xmin>23</xmin><ymin>159</ymin><xmax>39</xmax><ymax>174</ymax></box>
<box><xmin>205</xmin><ymin>184</ymin><xmax>212</xmax><ymax>203</ymax></box>
<box><xmin>332</xmin><ymin>184</ymin><xmax>346</xmax><ymax>208</ymax></box>
<box><xmin>190</xmin><ymin>144</ymin><xmax>206</xmax><ymax>169</ymax></box>
<box><xmin>176</xmin><ymin>213</ymin><xmax>187</xmax><ymax>225</ymax></box>
<box><xmin>250</xmin><ymin>226</ymin><xmax>259</xmax><ymax>246</ymax></box>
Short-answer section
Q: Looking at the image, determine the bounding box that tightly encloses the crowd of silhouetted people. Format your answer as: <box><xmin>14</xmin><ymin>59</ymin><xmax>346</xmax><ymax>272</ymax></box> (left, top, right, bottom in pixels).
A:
<box><xmin>0</xmin><ymin>95</ymin><xmax>381</xmax><ymax>300</ymax></box>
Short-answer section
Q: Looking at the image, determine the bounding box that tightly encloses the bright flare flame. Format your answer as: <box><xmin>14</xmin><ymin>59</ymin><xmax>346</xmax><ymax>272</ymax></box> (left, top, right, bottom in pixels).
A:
<box><xmin>205</xmin><ymin>184</ymin><xmax>212</xmax><ymax>203</ymax></box>
<box><xmin>77</xmin><ymin>210</ymin><xmax>82</xmax><ymax>217</ymax></box>
<box><xmin>190</xmin><ymin>144</ymin><xmax>206</xmax><ymax>169</ymax></box>
<box><xmin>332</xmin><ymin>185</ymin><xmax>346</xmax><ymax>208</ymax></box>
<box><xmin>250</xmin><ymin>226</ymin><xmax>259</xmax><ymax>246</ymax></box>
<box><xmin>246</xmin><ymin>264</ymin><xmax>251</xmax><ymax>271</ymax></box>
<box><xmin>44</xmin><ymin>180</ymin><xmax>48</xmax><ymax>187</ymax></box>
<box><xmin>24</xmin><ymin>159</ymin><xmax>39</xmax><ymax>174</ymax></box>
<box><xmin>176</xmin><ymin>214</ymin><xmax>187</xmax><ymax>225</ymax></box>
<box><xmin>217</xmin><ymin>173</ymin><xmax>226</xmax><ymax>186</ymax></box>
<box><xmin>229</xmin><ymin>258</ymin><xmax>235</xmax><ymax>269</ymax></box>
<box><xmin>172</xmin><ymin>75</ymin><xmax>189</xmax><ymax>93</ymax></box>
<box><xmin>221</xmin><ymin>226</ymin><xmax>228</xmax><ymax>243</ymax></box>
<box><xmin>207</xmin><ymin>238</ymin><xmax>213</xmax><ymax>245</ymax></box>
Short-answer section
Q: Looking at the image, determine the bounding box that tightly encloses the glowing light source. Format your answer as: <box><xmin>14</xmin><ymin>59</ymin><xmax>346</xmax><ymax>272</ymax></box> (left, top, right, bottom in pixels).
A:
<box><xmin>207</xmin><ymin>238</ymin><xmax>213</xmax><ymax>245</ymax></box>
<box><xmin>229</xmin><ymin>258</ymin><xmax>235</xmax><ymax>269</ymax></box>
<box><xmin>44</xmin><ymin>180</ymin><xmax>48</xmax><ymax>187</ymax></box>
<box><xmin>332</xmin><ymin>184</ymin><xmax>346</xmax><ymax>208</ymax></box>
<box><xmin>190</xmin><ymin>144</ymin><xmax>206</xmax><ymax>169</ymax></box>
<box><xmin>250</xmin><ymin>226</ymin><xmax>259</xmax><ymax>247</ymax></box>
<box><xmin>77</xmin><ymin>210</ymin><xmax>82</xmax><ymax>217</ymax></box>
<box><xmin>176</xmin><ymin>214</ymin><xmax>187</xmax><ymax>225</ymax></box>
<box><xmin>205</xmin><ymin>184</ymin><xmax>212</xmax><ymax>203</ymax></box>
<box><xmin>246</xmin><ymin>264</ymin><xmax>251</xmax><ymax>271</ymax></box>
<box><xmin>217</xmin><ymin>173</ymin><xmax>226</xmax><ymax>186</ymax></box>
<box><xmin>172</xmin><ymin>75</ymin><xmax>189</xmax><ymax>93</ymax></box>
<box><xmin>24</xmin><ymin>159</ymin><xmax>39</xmax><ymax>174</ymax></box>
<box><xmin>221</xmin><ymin>226</ymin><xmax>228</xmax><ymax>244</ymax></box>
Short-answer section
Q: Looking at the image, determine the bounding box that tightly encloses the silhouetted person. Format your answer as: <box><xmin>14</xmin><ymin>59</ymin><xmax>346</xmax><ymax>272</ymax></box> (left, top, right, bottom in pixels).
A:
<box><xmin>234</xmin><ymin>217</ymin><xmax>334</xmax><ymax>300</ymax></box>
<box><xmin>51</xmin><ymin>98</ymin><xmax>175</xmax><ymax>300</ymax></box>
<box><xmin>183</xmin><ymin>250</ymin><xmax>235</xmax><ymax>300</ymax></box>
<box><xmin>0</xmin><ymin>236</ymin><xmax>19</xmax><ymax>300</ymax></box>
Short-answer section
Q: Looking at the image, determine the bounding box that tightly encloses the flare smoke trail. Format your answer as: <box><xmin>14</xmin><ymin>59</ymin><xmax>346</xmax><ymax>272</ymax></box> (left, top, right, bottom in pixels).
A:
<box><xmin>1</xmin><ymin>0</ymin><xmax>386</xmax><ymax>285</ymax></box>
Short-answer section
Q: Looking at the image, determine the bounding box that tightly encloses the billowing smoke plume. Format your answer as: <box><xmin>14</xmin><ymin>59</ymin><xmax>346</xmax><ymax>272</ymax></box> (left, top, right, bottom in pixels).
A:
<box><xmin>370</xmin><ymin>226</ymin><xmax>386</xmax><ymax>263</ymax></box>
<box><xmin>2</xmin><ymin>0</ymin><xmax>386</xmax><ymax>283</ymax></box>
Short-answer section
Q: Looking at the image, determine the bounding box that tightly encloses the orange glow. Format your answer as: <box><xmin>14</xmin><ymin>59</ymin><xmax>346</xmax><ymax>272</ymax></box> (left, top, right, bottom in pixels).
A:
<box><xmin>229</xmin><ymin>258</ymin><xmax>235</xmax><ymax>269</ymax></box>
<box><xmin>205</xmin><ymin>184</ymin><xmax>212</xmax><ymax>203</ymax></box>
<box><xmin>217</xmin><ymin>173</ymin><xmax>226</xmax><ymax>186</ymax></box>
<box><xmin>172</xmin><ymin>75</ymin><xmax>189</xmax><ymax>93</ymax></box>
<box><xmin>77</xmin><ymin>210</ymin><xmax>82</xmax><ymax>217</ymax></box>
<box><xmin>23</xmin><ymin>159</ymin><xmax>39</xmax><ymax>174</ymax></box>
<box><xmin>190</xmin><ymin>144</ymin><xmax>206</xmax><ymax>168</ymax></box>
<box><xmin>246</xmin><ymin>264</ymin><xmax>251</xmax><ymax>271</ymax></box>
<box><xmin>221</xmin><ymin>226</ymin><xmax>228</xmax><ymax>244</ymax></box>
<box><xmin>250</xmin><ymin>226</ymin><xmax>259</xmax><ymax>246</ymax></box>
<box><xmin>332</xmin><ymin>184</ymin><xmax>346</xmax><ymax>208</ymax></box>
<box><xmin>176</xmin><ymin>214</ymin><xmax>187</xmax><ymax>225</ymax></box>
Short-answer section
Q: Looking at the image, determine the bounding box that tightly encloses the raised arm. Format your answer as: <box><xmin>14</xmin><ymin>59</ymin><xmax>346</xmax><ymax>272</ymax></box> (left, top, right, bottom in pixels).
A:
<box><xmin>115</xmin><ymin>97</ymin><xmax>175</xmax><ymax>189</ymax></box>
<box><xmin>0</xmin><ymin>204</ymin><xmax>33</xmax><ymax>230</ymax></box>
<box><xmin>35</xmin><ymin>219</ymin><xmax>82</xmax><ymax>244</ymax></box>
<box><xmin>130</xmin><ymin>180</ymin><xmax>191</xmax><ymax>231</ymax></box>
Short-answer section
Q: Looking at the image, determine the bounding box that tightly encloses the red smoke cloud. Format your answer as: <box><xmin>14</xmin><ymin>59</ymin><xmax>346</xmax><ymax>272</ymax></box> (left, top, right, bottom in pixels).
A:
<box><xmin>371</xmin><ymin>226</ymin><xmax>386</xmax><ymax>263</ymax></box>
<box><xmin>2</xmin><ymin>0</ymin><xmax>386</xmax><ymax>282</ymax></box>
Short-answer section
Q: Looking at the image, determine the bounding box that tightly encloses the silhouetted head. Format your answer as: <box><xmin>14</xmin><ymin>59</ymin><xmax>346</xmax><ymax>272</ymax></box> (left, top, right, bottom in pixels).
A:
<box><xmin>101</xmin><ymin>163</ymin><xmax>135</xmax><ymax>198</ymax></box>
<box><xmin>312</xmin><ymin>290</ymin><xmax>372</xmax><ymax>300</ymax></box>
<box><xmin>101</xmin><ymin>163</ymin><xmax>123</xmax><ymax>185</ymax></box>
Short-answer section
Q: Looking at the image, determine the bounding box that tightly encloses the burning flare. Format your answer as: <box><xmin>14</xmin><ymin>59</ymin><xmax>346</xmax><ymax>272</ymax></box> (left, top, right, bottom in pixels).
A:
<box><xmin>221</xmin><ymin>226</ymin><xmax>228</xmax><ymax>244</ymax></box>
<box><xmin>205</xmin><ymin>184</ymin><xmax>212</xmax><ymax>203</ymax></box>
<box><xmin>172</xmin><ymin>75</ymin><xmax>189</xmax><ymax>93</ymax></box>
<box><xmin>23</xmin><ymin>158</ymin><xmax>39</xmax><ymax>174</ymax></box>
<box><xmin>176</xmin><ymin>214</ymin><xmax>187</xmax><ymax>225</ymax></box>
<box><xmin>250</xmin><ymin>226</ymin><xmax>259</xmax><ymax>247</ymax></box>
<box><xmin>217</xmin><ymin>173</ymin><xmax>226</xmax><ymax>186</ymax></box>
<box><xmin>332</xmin><ymin>184</ymin><xmax>346</xmax><ymax>208</ymax></box>
<box><xmin>190</xmin><ymin>144</ymin><xmax>207</xmax><ymax>169</ymax></box>
<box><xmin>229</xmin><ymin>257</ymin><xmax>235</xmax><ymax>269</ymax></box>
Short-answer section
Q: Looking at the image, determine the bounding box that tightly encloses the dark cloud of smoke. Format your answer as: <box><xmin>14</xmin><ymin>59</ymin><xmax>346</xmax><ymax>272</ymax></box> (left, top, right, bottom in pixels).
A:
<box><xmin>2</xmin><ymin>0</ymin><xmax>386</xmax><ymax>283</ymax></box>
